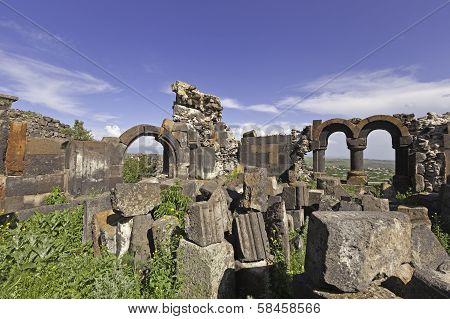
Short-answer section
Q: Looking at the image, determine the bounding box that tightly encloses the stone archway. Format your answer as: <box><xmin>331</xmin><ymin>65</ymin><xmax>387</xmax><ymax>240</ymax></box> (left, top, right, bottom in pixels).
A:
<box><xmin>119</xmin><ymin>124</ymin><xmax>182</xmax><ymax>178</ymax></box>
<box><xmin>311</xmin><ymin>115</ymin><xmax>412</xmax><ymax>190</ymax></box>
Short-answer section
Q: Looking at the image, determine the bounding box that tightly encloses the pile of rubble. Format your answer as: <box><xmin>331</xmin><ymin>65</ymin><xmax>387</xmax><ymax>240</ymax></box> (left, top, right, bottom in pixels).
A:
<box><xmin>395</xmin><ymin>112</ymin><xmax>450</xmax><ymax>192</ymax></box>
<box><xmin>171</xmin><ymin>81</ymin><xmax>239</xmax><ymax>176</ymax></box>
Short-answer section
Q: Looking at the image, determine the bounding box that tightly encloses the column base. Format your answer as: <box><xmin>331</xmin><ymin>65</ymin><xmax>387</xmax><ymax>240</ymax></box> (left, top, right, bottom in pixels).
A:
<box><xmin>347</xmin><ymin>170</ymin><xmax>368</xmax><ymax>185</ymax></box>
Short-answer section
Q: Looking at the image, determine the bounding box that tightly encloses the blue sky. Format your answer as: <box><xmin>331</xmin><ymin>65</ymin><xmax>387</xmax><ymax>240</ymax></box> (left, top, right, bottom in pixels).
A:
<box><xmin>0</xmin><ymin>0</ymin><xmax>449</xmax><ymax>159</ymax></box>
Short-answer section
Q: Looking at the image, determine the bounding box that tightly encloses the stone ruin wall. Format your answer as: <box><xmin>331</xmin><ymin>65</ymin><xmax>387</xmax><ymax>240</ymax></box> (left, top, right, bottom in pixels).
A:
<box><xmin>171</xmin><ymin>81</ymin><xmax>239</xmax><ymax>176</ymax></box>
<box><xmin>7</xmin><ymin>108</ymin><xmax>70</xmax><ymax>139</ymax></box>
<box><xmin>395</xmin><ymin>112</ymin><xmax>450</xmax><ymax>192</ymax></box>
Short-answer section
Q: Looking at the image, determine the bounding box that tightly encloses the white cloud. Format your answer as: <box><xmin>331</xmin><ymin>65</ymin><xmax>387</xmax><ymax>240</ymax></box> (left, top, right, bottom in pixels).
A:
<box><xmin>284</xmin><ymin>68</ymin><xmax>450</xmax><ymax>117</ymax></box>
<box><xmin>105</xmin><ymin>125</ymin><xmax>122</xmax><ymax>137</ymax></box>
<box><xmin>222</xmin><ymin>98</ymin><xmax>279</xmax><ymax>113</ymax></box>
<box><xmin>0</xmin><ymin>50</ymin><xmax>115</xmax><ymax>115</ymax></box>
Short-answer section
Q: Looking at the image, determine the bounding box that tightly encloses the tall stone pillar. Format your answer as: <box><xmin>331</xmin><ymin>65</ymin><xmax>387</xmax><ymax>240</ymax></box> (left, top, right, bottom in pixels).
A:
<box><xmin>313</xmin><ymin>148</ymin><xmax>326</xmax><ymax>173</ymax></box>
<box><xmin>346</xmin><ymin>138</ymin><xmax>368</xmax><ymax>185</ymax></box>
<box><xmin>393</xmin><ymin>143</ymin><xmax>411</xmax><ymax>193</ymax></box>
<box><xmin>0</xmin><ymin>94</ymin><xmax>18</xmax><ymax>175</ymax></box>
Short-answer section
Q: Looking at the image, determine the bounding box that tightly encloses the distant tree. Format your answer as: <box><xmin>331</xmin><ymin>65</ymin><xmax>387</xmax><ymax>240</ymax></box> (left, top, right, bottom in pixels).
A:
<box><xmin>61</xmin><ymin>120</ymin><xmax>93</xmax><ymax>141</ymax></box>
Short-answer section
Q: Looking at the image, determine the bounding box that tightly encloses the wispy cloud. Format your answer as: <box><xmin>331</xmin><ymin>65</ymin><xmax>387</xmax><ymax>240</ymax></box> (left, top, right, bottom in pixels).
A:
<box><xmin>222</xmin><ymin>98</ymin><xmax>279</xmax><ymax>113</ymax></box>
<box><xmin>93</xmin><ymin>113</ymin><xmax>119</xmax><ymax>122</ymax></box>
<box><xmin>282</xmin><ymin>68</ymin><xmax>450</xmax><ymax>117</ymax></box>
<box><xmin>0</xmin><ymin>50</ymin><xmax>116</xmax><ymax>115</ymax></box>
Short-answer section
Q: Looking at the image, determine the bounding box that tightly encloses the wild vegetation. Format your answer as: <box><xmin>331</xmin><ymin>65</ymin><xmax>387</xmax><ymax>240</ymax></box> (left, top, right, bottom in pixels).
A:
<box><xmin>122</xmin><ymin>154</ymin><xmax>158</xmax><ymax>183</ymax></box>
<box><xmin>0</xmin><ymin>184</ymin><xmax>191</xmax><ymax>299</ymax></box>
<box><xmin>60</xmin><ymin>120</ymin><xmax>93</xmax><ymax>141</ymax></box>
<box><xmin>43</xmin><ymin>186</ymin><xmax>67</xmax><ymax>205</ymax></box>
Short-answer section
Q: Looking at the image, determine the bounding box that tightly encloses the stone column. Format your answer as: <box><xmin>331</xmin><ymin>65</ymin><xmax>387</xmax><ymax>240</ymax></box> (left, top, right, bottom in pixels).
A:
<box><xmin>393</xmin><ymin>146</ymin><xmax>411</xmax><ymax>193</ymax></box>
<box><xmin>0</xmin><ymin>94</ymin><xmax>18</xmax><ymax>175</ymax></box>
<box><xmin>313</xmin><ymin>148</ymin><xmax>326</xmax><ymax>173</ymax></box>
<box><xmin>346</xmin><ymin>138</ymin><xmax>368</xmax><ymax>185</ymax></box>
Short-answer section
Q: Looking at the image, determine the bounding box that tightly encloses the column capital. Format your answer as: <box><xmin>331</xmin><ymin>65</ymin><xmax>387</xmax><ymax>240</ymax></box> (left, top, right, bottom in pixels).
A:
<box><xmin>346</xmin><ymin>137</ymin><xmax>367</xmax><ymax>150</ymax></box>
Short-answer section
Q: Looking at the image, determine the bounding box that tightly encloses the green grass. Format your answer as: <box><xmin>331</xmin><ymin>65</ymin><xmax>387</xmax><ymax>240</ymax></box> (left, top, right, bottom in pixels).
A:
<box><xmin>0</xmin><ymin>203</ymin><xmax>184</xmax><ymax>299</ymax></box>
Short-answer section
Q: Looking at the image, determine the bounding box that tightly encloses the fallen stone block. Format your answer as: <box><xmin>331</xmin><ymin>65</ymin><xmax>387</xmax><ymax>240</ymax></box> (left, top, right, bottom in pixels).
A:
<box><xmin>318</xmin><ymin>195</ymin><xmax>340</xmax><ymax>211</ymax></box>
<box><xmin>243</xmin><ymin>167</ymin><xmax>268</xmax><ymax>212</ymax></box>
<box><xmin>185</xmin><ymin>201</ymin><xmax>224</xmax><ymax>247</ymax></box>
<box><xmin>316</xmin><ymin>176</ymin><xmax>341</xmax><ymax>195</ymax></box>
<box><xmin>266</xmin><ymin>176</ymin><xmax>283</xmax><ymax>196</ymax></box>
<box><xmin>361</xmin><ymin>194</ymin><xmax>389</xmax><ymax>212</ymax></box>
<box><xmin>83</xmin><ymin>194</ymin><xmax>112</xmax><ymax>242</ymax></box>
<box><xmin>265</xmin><ymin>200</ymin><xmax>290</xmax><ymax>264</ymax></box>
<box><xmin>404</xmin><ymin>267</ymin><xmax>450</xmax><ymax>299</ymax></box>
<box><xmin>281</xmin><ymin>185</ymin><xmax>297</xmax><ymax>210</ymax></box>
<box><xmin>92</xmin><ymin>210</ymin><xmax>119</xmax><ymax>256</ymax></box>
<box><xmin>287</xmin><ymin>209</ymin><xmax>304</xmax><ymax>231</ymax></box>
<box><xmin>397</xmin><ymin>205</ymin><xmax>431</xmax><ymax>228</ymax></box>
<box><xmin>235</xmin><ymin>260</ymin><xmax>271</xmax><ymax>298</ymax></box>
<box><xmin>117</xmin><ymin>217</ymin><xmax>134</xmax><ymax>257</ymax></box>
<box><xmin>295</xmin><ymin>182</ymin><xmax>309</xmax><ymax>207</ymax></box>
<box><xmin>234</xmin><ymin>212</ymin><xmax>270</xmax><ymax>262</ymax></box>
<box><xmin>411</xmin><ymin>224</ymin><xmax>448</xmax><ymax>269</ymax></box>
<box><xmin>308</xmin><ymin>189</ymin><xmax>324</xmax><ymax>206</ymax></box>
<box><xmin>305</xmin><ymin>210</ymin><xmax>411</xmax><ymax>293</ymax></box>
<box><xmin>112</xmin><ymin>183</ymin><xmax>160</xmax><ymax>217</ymax></box>
<box><xmin>199</xmin><ymin>180</ymin><xmax>219</xmax><ymax>200</ymax></box>
<box><xmin>177</xmin><ymin>238</ymin><xmax>235</xmax><ymax>299</ymax></box>
<box><xmin>338</xmin><ymin>200</ymin><xmax>362</xmax><ymax>211</ymax></box>
<box><xmin>130</xmin><ymin>214</ymin><xmax>154</xmax><ymax>263</ymax></box>
<box><xmin>160</xmin><ymin>179</ymin><xmax>197</xmax><ymax>201</ymax></box>
<box><xmin>210</xmin><ymin>187</ymin><xmax>233</xmax><ymax>233</ymax></box>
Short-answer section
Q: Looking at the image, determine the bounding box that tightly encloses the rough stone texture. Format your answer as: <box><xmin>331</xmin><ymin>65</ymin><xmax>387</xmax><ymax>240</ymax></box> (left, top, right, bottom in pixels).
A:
<box><xmin>83</xmin><ymin>194</ymin><xmax>112</xmax><ymax>242</ymax></box>
<box><xmin>440</xmin><ymin>184</ymin><xmax>450</xmax><ymax>232</ymax></box>
<box><xmin>404</xmin><ymin>267</ymin><xmax>450</xmax><ymax>298</ymax></box>
<box><xmin>7</xmin><ymin>108</ymin><xmax>70</xmax><ymax>139</ymax></box>
<box><xmin>305</xmin><ymin>211</ymin><xmax>412</xmax><ymax>292</ymax></box>
<box><xmin>339</xmin><ymin>200</ymin><xmax>362</xmax><ymax>211</ymax></box>
<box><xmin>411</xmin><ymin>224</ymin><xmax>448</xmax><ymax>270</ymax></box>
<box><xmin>240</xmin><ymin>135</ymin><xmax>293</xmax><ymax>177</ymax></box>
<box><xmin>318</xmin><ymin>195</ymin><xmax>340</xmax><ymax>211</ymax></box>
<box><xmin>92</xmin><ymin>209</ymin><xmax>119</xmax><ymax>256</ymax></box>
<box><xmin>177</xmin><ymin>238</ymin><xmax>235</xmax><ymax>299</ymax></box>
<box><xmin>281</xmin><ymin>185</ymin><xmax>297</xmax><ymax>210</ymax></box>
<box><xmin>308</xmin><ymin>189</ymin><xmax>324</xmax><ymax>206</ymax></box>
<box><xmin>317</xmin><ymin>176</ymin><xmax>341</xmax><ymax>195</ymax></box>
<box><xmin>243</xmin><ymin>167</ymin><xmax>268</xmax><ymax>212</ymax></box>
<box><xmin>265</xmin><ymin>199</ymin><xmax>290</xmax><ymax>263</ymax></box>
<box><xmin>199</xmin><ymin>180</ymin><xmax>219</xmax><ymax>200</ymax></box>
<box><xmin>151</xmin><ymin>215</ymin><xmax>180</xmax><ymax>249</ymax></box>
<box><xmin>130</xmin><ymin>214</ymin><xmax>154</xmax><ymax>263</ymax></box>
<box><xmin>361</xmin><ymin>195</ymin><xmax>389</xmax><ymax>212</ymax></box>
<box><xmin>112</xmin><ymin>183</ymin><xmax>160</xmax><ymax>217</ymax></box>
<box><xmin>116</xmin><ymin>217</ymin><xmax>133</xmax><ymax>257</ymax></box>
<box><xmin>287</xmin><ymin>209</ymin><xmax>304</xmax><ymax>231</ymax></box>
<box><xmin>295</xmin><ymin>182</ymin><xmax>309</xmax><ymax>207</ymax></box>
<box><xmin>171</xmin><ymin>81</ymin><xmax>238</xmax><ymax>176</ymax></box>
<box><xmin>266</xmin><ymin>176</ymin><xmax>283</xmax><ymax>196</ymax></box>
<box><xmin>5</xmin><ymin>122</ymin><xmax>27</xmax><ymax>175</ymax></box>
<box><xmin>185</xmin><ymin>201</ymin><xmax>224</xmax><ymax>247</ymax></box>
<box><xmin>234</xmin><ymin>212</ymin><xmax>270</xmax><ymax>262</ymax></box>
<box><xmin>396</xmin><ymin>112</ymin><xmax>449</xmax><ymax>192</ymax></box>
<box><xmin>397</xmin><ymin>205</ymin><xmax>431</xmax><ymax>228</ymax></box>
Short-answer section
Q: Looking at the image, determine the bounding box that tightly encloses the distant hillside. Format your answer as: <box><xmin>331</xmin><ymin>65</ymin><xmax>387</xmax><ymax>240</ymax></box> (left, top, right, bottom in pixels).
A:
<box><xmin>304</xmin><ymin>157</ymin><xmax>395</xmax><ymax>170</ymax></box>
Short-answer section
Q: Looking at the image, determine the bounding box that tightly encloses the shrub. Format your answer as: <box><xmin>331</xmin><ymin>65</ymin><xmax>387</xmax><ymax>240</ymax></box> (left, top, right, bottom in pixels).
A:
<box><xmin>61</xmin><ymin>120</ymin><xmax>93</xmax><ymax>141</ymax></box>
<box><xmin>431</xmin><ymin>213</ymin><xmax>449</xmax><ymax>254</ymax></box>
<box><xmin>142</xmin><ymin>235</ymin><xmax>181</xmax><ymax>299</ymax></box>
<box><xmin>44</xmin><ymin>186</ymin><xmax>67</xmax><ymax>205</ymax></box>
<box><xmin>225</xmin><ymin>165</ymin><xmax>243</xmax><ymax>183</ymax></box>
<box><xmin>395</xmin><ymin>189</ymin><xmax>420</xmax><ymax>206</ymax></box>
<box><xmin>154</xmin><ymin>182</ymin><xmax>191</xmax><ymax>228</ymax></box>
<box><xmin>123</xmin><ymin>154</ymin><xmax>157</xmax><ymax>183</ymax></box>
<box><xmin>0</xmin><ymin>206</ymin><xmax>142</xmax><ymax>298</ymax></box>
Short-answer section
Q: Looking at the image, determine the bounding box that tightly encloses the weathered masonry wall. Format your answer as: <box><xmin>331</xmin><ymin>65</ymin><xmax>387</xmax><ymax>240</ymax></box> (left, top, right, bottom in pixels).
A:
<box><xmin>395</xmin><ymin>113</ymin><xmax>450</xmax><ymax>192</ymax></box>
<box><xmin>240</xmin><ymin>135</ymin><xmax>293</xmax><ymax>176</ymax></box>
